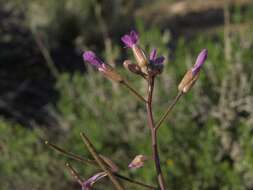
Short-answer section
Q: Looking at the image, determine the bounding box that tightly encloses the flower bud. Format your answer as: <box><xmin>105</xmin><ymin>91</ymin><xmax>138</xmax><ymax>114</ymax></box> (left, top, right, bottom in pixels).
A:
<box><xmin>128</xmin><ymin>155</ymin><xmax>148</xmax><ymax>169</ymax></box>
<box><xmin>83</xmin><ymin>51</ymin><xmax>123</xmax><ymax>83</ymax></box>
<box><xmin>121</xmin><ymin>30</ymin><xmax>148</xmax><ymax>73</ymax></box>
<box><xmin>178</xmin><ymin>49</ymin><xmax>207</xmax><ymax>93</ymax></box>
<box><xmin>123</xmin><ymin>60</ymin><xmax>143</xmax><ymax>75</ymax></box>
<box><xmin>132</xmin><ymin>45</ymin><xmax>148</xmax><ymax>69</ymax></box>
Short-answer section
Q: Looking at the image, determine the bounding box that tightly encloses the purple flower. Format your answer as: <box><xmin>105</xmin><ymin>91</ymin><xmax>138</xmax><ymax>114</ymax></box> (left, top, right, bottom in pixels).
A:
<box><xmin>192</xmin><ymin>49</ymin><xmax>208</xmax><ymax>75</ymax></box>
<box><xmin>149</xmin><ymin>49</ymin><xmax>165</xmax><ymax>65</ymax></box>
<box><xmin>82</xmin><ymin>50</ymin><xmax>123</xmax><ymax>82</ymax></box>
<box><xmin>82</xmin><ymin>172</ymin><xmax>107</xmax><ymax>190</ymax></box>
<box><xmin>83</xmin><ymin>51</ymin><xmax>104</xmax><ymax>68</ymax></box>
<box><xmin>121</xmin><ymin>30</ymin><xmax>139</xmax><ymax>48</ymax></box>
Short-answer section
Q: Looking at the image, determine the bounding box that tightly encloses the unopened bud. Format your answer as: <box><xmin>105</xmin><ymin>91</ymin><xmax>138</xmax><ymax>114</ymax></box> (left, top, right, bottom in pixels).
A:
<box><xmin>128</xmin><ymin>155</ymin><xmax>148</xmax><ymax>169</ymax></box>
<box><xmin>123</xmin><ymin>60</ymin><xmax>143</xmax><ymax>75</ymax></box>
<box><xmin>178</xmin><ymin>70</ymin><xmax>200</xmax><ymax>93</ymax></box>
<box><xmin>99</xmin><ymin>64</ymin><xmax>123</xmax><ymax>83</ymax></box>
<box><xmin>178</xmin><ymin>49</ymin><xmax>207</xmax><ymax>93</ymax></box>
<box><xmin>132</xmin><ymin>45</ymin><xmax>148</xmax><ymax>70</ymax></box>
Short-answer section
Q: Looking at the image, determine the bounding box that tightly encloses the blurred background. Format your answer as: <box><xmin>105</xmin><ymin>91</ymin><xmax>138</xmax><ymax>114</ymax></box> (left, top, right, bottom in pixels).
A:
<box><xmin>1</xmin><ymin>0</ymin><xmax>253</xmax><ymax>189</ymax></box>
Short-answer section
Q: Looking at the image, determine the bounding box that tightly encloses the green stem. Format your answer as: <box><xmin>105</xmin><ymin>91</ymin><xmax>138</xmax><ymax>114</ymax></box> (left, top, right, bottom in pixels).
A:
<box><xmin>121</xmin><ymin>81</ymin><xmax>147</xmax><ymax>103</ymax></box>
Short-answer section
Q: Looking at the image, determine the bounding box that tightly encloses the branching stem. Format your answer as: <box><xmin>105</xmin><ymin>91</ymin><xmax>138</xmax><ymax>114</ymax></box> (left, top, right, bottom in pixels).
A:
<box><xmin>146</xmin><ymin>76</ymin><xmax>167</xmax><ymax>190</ymax></box>
<box><xmin>80</xmin><ymin>132</ymin><xmax>125</xmax><ymax>190</ymax></box>
<box><xmin>45</xmin><ymin>141</ymin><xmax>156</xmax><ymax>189</ymax></box>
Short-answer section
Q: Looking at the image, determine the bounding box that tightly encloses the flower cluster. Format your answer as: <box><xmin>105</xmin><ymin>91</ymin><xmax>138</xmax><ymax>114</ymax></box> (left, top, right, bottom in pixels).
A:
<box><xmin>70</xmin><ymin>29</ymin><xmax>208</xmax><ymax>190</ymax></box>
<box><xmin>121</xmin><ymin>30</ymin><xmax>165</xmax><ymax>76</ymax></box>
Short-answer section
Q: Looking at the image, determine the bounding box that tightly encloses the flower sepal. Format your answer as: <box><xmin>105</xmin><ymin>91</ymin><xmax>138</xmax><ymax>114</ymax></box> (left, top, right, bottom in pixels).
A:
<box><xmin>178</xmin><ymin>49</ymin><xmax>207</xmax><ymax>93</ymax></box>
<box><xmin>132</xmin><ymin>45</ymin><xmax>149</xmax><ymax>72</ymax></box>
<box><xmin>123</xmin><ymin>60</ymin><xmax>147</xmax><ymax>78</ymax></box>
<box><xmin>98</xmin><ymin>64</ymin><xmax>124</xmax><ymax>83</ymax></box>
<box><xmin>178</xmin><ymin>70</ymin><xmax>200</xmax><ymax>93</ymax></box>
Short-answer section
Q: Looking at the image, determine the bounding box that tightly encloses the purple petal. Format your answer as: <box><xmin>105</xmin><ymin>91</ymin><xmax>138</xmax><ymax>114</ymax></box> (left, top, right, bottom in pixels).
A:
<box><xmin>121</xmin><ymin>30</ymin><xmax>139</xmax><ymax>48</ymax></box>
<box><xmin>83</xmin><ymin>51</ymin><xmax>104</xmax><ymax>68</ymax></box>
<box><xmin>82</xmin><ymin>172</ymin><xmax>107</xmax><ymax>190</ymax></box>
<box><xmin>130</xmin><ymin>30</ymin><xmax>138</xmax><ymax>44</ymax></box>
<box><xmin>149</xmin><ymin>49</ymin><xmax>157</xmax><ymax>61</ymax></box>
<box><xmin>192</xmin><ymin>49</ymin><xmax>208</xmax><ymax>75</ymax></box>
<box><xmin>154</xmin><ymin>56</ymin><xmax>165</xmax><ymax>65</ymax></box>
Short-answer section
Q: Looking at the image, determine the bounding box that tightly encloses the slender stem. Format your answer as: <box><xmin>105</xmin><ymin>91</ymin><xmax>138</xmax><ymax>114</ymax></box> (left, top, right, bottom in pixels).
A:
<box><xmin>32</xmin><ymin>31</ymin><xmax>60</xmax><ymax>78</ymax></box>
<box><xmin>114</xmin><ymin>174</ymin><xmax>156</xmax><ymax>190</ymax></box>
<box><xmin>155</xmin><ymin>91</ymin><xmax>183</xmax><ymax>130</ymax></box>
<box><xmin>45</xmin><ymin>141</ymin><xmax>95</xmax><ymax>165</ymax></box>
<box><xmin>80</xmin><ymin>132</ymin><xmax>125</xmax><ymax>190</ymax></box>
<box><xmin>146</xmin><ymin>77</ymin><xmax>167</xmax><ymax>190</ymax></box>
<box><xmin>121</xmin><ymin>81</ymin><xmax>147</xmax><ymax>103</ymax></box>
<box><xmin>45</xmin><ymin>141</ymin><xmax>156</xmax><ymax>189</ymax></box>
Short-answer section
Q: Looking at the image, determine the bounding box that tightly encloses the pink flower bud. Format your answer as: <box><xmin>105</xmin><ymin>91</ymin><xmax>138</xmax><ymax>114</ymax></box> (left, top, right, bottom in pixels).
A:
<box><xmin>128</xmin><ymin>155</ymin><xmax>148</xmax><ymax>169</ymax></box>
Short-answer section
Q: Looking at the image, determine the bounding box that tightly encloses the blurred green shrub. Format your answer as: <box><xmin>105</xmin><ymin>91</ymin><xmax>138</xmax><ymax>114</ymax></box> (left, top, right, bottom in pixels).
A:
<box><xmin>0</xmin><ymin>120</ymin><xmax>71</xmax><ymax>190</ymax></box>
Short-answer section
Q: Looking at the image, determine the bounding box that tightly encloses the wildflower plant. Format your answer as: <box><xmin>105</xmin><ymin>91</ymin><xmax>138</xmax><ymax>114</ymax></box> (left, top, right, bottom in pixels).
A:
<box><xmin>46</xmin><ymin>30</ymin><xmax>208</xmax><ymax>190</ymax></box>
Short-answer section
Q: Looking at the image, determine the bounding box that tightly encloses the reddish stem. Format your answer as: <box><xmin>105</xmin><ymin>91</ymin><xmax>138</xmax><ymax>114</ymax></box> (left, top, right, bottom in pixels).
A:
<box><xmin>146</xmin><ymin>76</ymin><xmax>167</xmax><ymax>190</ymax></box>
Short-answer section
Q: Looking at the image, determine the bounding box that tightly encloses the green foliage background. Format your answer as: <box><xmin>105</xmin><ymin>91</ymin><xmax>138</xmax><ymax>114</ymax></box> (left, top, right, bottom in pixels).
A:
<box><xmin>1</xmin><ymin>0</ymin><xmax>253</xmax><ymax>190</ymax></box>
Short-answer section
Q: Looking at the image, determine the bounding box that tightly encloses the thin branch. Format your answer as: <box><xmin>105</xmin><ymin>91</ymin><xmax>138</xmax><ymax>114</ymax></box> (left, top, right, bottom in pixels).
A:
<box><xmin>32</xmin><ymin>31</ymin><xmax>60</xmax><ymax>78</ymax></box>
<box><xmin>45</xmin><ymin>141</ymin><xmax>96</xmax><ymax>165</ymax></box>
<box><xmin>45</xmin><ymin>141</ymin><xmax>156</xmax><ymax>189</ymax></box>
<box><xmin>80</xmin><ymin>132</ymin><xmax>125</xmax><ymax>190</ymax></box>
<box><xmin>121</xmin><ymin>81</ymin><xmax>147</xmax><ymax>103</ymax></box>
<box><xmin>155</xmin><ymin>91</ymin><xmax>183</xmax><ymax>130</ymax></box>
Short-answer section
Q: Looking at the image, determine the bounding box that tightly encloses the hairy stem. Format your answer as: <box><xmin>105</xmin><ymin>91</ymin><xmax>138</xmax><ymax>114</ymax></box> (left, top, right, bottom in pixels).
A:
<box><xmin>80</xmin><ymin>132</ymin><xmax>125</xmax><ymax>190</ymax></box>
<box><xmin>155</xmin><ymin>91</ymin><xmax>183</xmax><ymax>130</ymax></box>
<box><xmin>146</xmin><ymin>77</ymin><xmax>166</xmax><ymax>190</ymax></box>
